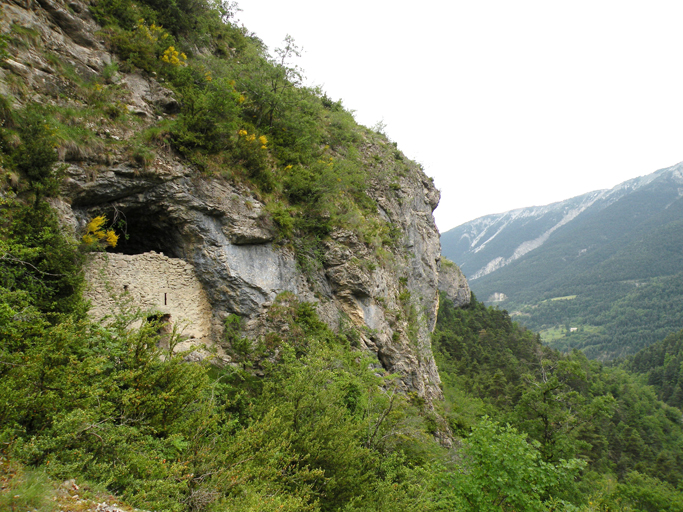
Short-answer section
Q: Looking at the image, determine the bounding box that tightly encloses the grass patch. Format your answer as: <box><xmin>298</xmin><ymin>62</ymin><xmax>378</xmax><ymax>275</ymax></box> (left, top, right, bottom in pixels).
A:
<box><xmin>541</xmin><ymin>324</ymin><xmax>603</xmax><ymax>347</ymax></box>
<box><xmin>0</xmin><ymin>462</ymin><xmax>56</xmax><ymax>512</ymax></box>
<box><xmin>539</xmin><ymin>326</ymin><xmax>567</xmax><ymax>344</ymax></box>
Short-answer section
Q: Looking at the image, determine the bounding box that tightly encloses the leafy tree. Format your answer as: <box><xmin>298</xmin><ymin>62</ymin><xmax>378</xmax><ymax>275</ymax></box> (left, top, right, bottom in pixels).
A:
<box><xmin>444</xmin><ymin>418</ymin><xmax>584</xmax><ymax>512</ymax></box>
<box><xmin>237</xmin><ymin>35</ymin><xmax>305</xmax><ymax>130</ymax></box>
<box><xmin>171</xmin><ymin>77</ymin><xmax>242</xmax><ymax>154</ymax></box>
<box><xmin>589</xmin><ymin>472</ymin><xmax>683</xmax><ymax>512</ymax></box>
<box><xmin>513</xmin><ymin>357</ymin><xmax>616</xmax><ymax>462</ymax></box>
<box><xmin>0</xmin><ymin>200</ymin><xmax>84</xmax><ymax>318</ymax></box>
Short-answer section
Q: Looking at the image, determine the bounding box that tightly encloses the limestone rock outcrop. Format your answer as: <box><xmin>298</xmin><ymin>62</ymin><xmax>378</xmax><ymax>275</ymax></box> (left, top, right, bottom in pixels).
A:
<box><xmin>64</xmin><ymin>139</ymin><xmax>445</xmax><ymax>399</ymax></box>
<box><xmin>438</xmin><ymin>261</ymin><xmax>471</xmax><ymax>309</ymax></box>
<box><xmin>1</xmin><ymin>0</ymin><xmax>112</xmax><ymax>98</ymax></box>
<box><xmin>1</xmin><ymin>0</ymin><xmax>469</xmax><ymax>403</ymax></box>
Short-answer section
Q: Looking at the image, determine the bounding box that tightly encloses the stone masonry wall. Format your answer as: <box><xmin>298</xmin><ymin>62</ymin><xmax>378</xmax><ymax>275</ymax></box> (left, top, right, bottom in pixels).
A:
<box><xmin>84</xmin><ymin>252</ymin><xmax>214</xmax><ymax>347</ymax></box>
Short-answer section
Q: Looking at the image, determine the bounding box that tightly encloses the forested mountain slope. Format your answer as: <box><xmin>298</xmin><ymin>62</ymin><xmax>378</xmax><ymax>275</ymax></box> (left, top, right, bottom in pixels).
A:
<box><xmin>441</xmin><ymin>163</ymin><xmax>683</xmax><ymax>359</ymax></box>
<box><xmin>624</xmin><ymin>329</ymin><xmax>683</xmax><ymax>409</ymax></box>
<box><xmin>434</xmin><ymin>293</ymin><xmax>683</xmax><ymax>511</ymax></box>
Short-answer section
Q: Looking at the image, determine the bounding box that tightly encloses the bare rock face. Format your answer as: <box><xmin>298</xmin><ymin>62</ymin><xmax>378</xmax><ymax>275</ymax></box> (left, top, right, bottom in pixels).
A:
<box><xmin>64</xmin><ymin>158</ymin><xmax>305</xmax><ymax>329</ymax></box>
<box><xmin>120</xmin><ymin>73</ymin><xmax>180</xmax><ymax>117</ymax></box>
<box><xmin>1</xmin><ymin>0</ymin><xmax>469</xmax><ymax>403</ymax></box>
<box><xmin>359</xmin><ymin>160</ymin><xmax>445</xmax><ymax>401</ymax></box>
<box><xmin>438</xmin><ymin>261</ymin><xmax>471</xmax><ymax>309</ymax></box>
<box><xmin>1</xmin><ymin>0</ymin><xmax>111</xmax><ymax>98</ymax></box>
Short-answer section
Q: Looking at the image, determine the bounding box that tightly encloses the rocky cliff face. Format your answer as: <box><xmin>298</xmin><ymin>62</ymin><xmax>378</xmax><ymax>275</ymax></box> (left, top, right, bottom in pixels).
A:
<box><xmin>438</xmin><ymin>260</ymin><xmax>470</xmax><ymax>309</ymax></box>
<box><xmin>1</xmin><ymin>0</ymin><xmax>464</xmax><ymax>402</ymax></box>
<box><xmin>63</xmin><ymin>133</ymin><xmax>445</xmax><ymax>399</ymax></box>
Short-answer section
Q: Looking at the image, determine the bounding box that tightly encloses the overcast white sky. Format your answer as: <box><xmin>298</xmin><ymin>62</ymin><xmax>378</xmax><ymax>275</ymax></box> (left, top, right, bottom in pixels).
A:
<box><xmin>237</xmin><ymin>0</ymin><xmax>683</xmax><ymax>232</ymax></box>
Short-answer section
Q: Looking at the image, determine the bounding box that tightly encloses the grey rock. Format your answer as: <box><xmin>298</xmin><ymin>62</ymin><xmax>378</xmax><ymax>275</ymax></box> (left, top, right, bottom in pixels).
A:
<box><xmin>2</xmin><ymin>0</ymin><xmax>111</xmax><ymax>92</ymax></box>
<box><xmin>37</xmin><ymin>0</ymin><xmax>96</xmax><ymax>48</ymax></box>
<box><xmin>121</xmin><ymin>74</ymin><xmax>180</xmax><ymax>117</ymax></box>
<box><xmin>438</xmin><ymin>261</ymin><xmax>471</xmax><ymax>309</ymax></box>
<box><xmin>64</xmin><ymin>140</ymin><xmax>452</xmax><ymax>401</ymax></box>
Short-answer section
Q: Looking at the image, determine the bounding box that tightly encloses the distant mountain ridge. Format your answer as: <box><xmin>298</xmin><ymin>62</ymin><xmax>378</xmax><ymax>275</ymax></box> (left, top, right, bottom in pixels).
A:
<box><xmin>441</xmin><ymin>162</ymin><xmax>683</xmax><ymax>359</ymax></box>
<box><xmin>443</xmin><ymin>164</ymin><xmax>675</xmax><ymax>282</ymax></box>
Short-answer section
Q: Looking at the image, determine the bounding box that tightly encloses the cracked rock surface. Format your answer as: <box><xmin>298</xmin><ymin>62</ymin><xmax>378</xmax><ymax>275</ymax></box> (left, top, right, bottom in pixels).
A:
<box><xmin>1</xmin><ymin>0</ymin><xmax>470</xmax><ymax>403</ymax></box>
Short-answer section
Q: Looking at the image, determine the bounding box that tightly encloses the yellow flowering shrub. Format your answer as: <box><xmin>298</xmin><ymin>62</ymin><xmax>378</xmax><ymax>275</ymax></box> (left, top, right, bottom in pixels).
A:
<box><xmin>235</xmin><ymin>128</ymin><xmax>273</xmax><ymax>188</ymax></box>
<box><xmin>109</xmin><ymin>19</ymin><xmax>179</xmax><ymax>73</ymax></box>
<box><xmin>238</xmin><ymin>130</ymin><xmax>269</xmax><ymax>153</ymax></box>
<box><xmin>160</xmin><ymin>46</ymin><xmax>187</xmax><ymax>67</ymax></box>
<box><xmin>136</xmin><ymin>19</ymin><xmax>166</xmax><ymax>43</ymax></box>
<box><xmin>82</xmin><ymin>215</ymin><xmax>118</xmax><ymax>249</ymax></box>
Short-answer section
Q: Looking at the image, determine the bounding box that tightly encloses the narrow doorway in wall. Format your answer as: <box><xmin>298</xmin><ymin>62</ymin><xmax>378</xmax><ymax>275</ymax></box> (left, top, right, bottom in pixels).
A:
<box><xmin>147</xmin><ymin>313</ymin><xmax>173</xmax><ymax>349</ymax></box>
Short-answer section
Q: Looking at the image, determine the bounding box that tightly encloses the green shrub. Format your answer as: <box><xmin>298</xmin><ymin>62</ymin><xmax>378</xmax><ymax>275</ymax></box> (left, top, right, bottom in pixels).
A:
<box><xmin>443</xmin><ymin>418</ymin><xmax>584</xmax><ymax>512</ymax></box>
<box><xmin>0</xmin><ymin>200</ymin><xmax>84</xmax><ymax>317</ymax></box>
<box><xmin>267</xmin><ymin>201</ymin><xmax>295</xmax><ymax>238</ymax></box>
<box><xmin>107</xmin><ymin>20</ymin><xmax>176</xmax><ymax>73</ymax></box>
<box><xmin>7</xmin><ymin>107</ymin><xmax>61</xmax><ymax>201</ymax></box>
<box><xmin>171</xmin><ymin>79</ymin><xmax>241</xmax><ymax>154</ymax></box>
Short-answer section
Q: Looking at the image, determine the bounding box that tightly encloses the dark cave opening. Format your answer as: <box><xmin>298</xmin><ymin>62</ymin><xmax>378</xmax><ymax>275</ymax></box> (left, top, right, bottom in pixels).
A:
<box><xmin>104</xmin><ymin>207</ymin><xmax>184</xmax><ymax>258</ymax></box>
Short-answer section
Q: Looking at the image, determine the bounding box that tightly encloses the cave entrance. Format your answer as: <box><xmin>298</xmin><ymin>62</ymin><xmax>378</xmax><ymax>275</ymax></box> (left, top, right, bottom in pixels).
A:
<box><xmin>105</xmin><ymin>206</ymin><xmax>184</xmax><ymax>258</ymax></box>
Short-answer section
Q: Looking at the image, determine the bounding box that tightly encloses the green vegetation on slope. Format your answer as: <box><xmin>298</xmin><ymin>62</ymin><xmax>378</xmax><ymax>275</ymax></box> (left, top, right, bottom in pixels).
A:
<box><xmin>0</xmin><ymin>1</ymin><xmax>584</xmax><ymax>509</ymax></box>
<box><xmin>624</xmin><ymin>329</ymin><xmax>683</xmax><ymax>410</ymax></box>
<box><xmin>0</xmin><ymin>147</ymin><xmax>437</xmax><ymax>510</ymax></box>
<box><xmin>0</xmin><ymin>175</ymin><xmax>583</xmax><ymax>510</ymax></box>
<box><xmin>2</xmin><ymin>157</ymin><xmax>682</xmax><ymax>510</ymax></box>
<box><xmin>434</xmin><ymin>292</ymin><xmax>683</xmax><ymax>510</ymax></box>
<box><xmin>3</xmin><ymin>0</ymin><xmax>683</xmax><ymax>510</ymax></box>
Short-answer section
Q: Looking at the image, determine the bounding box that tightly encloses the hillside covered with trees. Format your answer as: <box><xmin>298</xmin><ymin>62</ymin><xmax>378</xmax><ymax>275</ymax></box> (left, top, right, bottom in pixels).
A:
<box><xmin>623</xmin><ymin>329</ymin><xmax>683</xmax><ymax>410</ymax></box>
<box><xmin>434</xmin><ymin>293</ymin><xmax>683</xmax><ymax>511</ymax></box>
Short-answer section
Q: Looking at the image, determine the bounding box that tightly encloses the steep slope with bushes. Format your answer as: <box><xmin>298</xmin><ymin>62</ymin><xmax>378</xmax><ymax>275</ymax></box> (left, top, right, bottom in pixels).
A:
<box><xmin>434</xmin><ymin>293</ymin><xmax>683</xmax><ymax>511</ymax></box>
<box><xmin>1</xmin><ymin>0</ymin><xmax>444</xmax><ymax>399</ymax></box>
<box><xmin>0</xmin><ymin>0</ymin><xmax>454</xmax><ymax>509</ymax></box>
